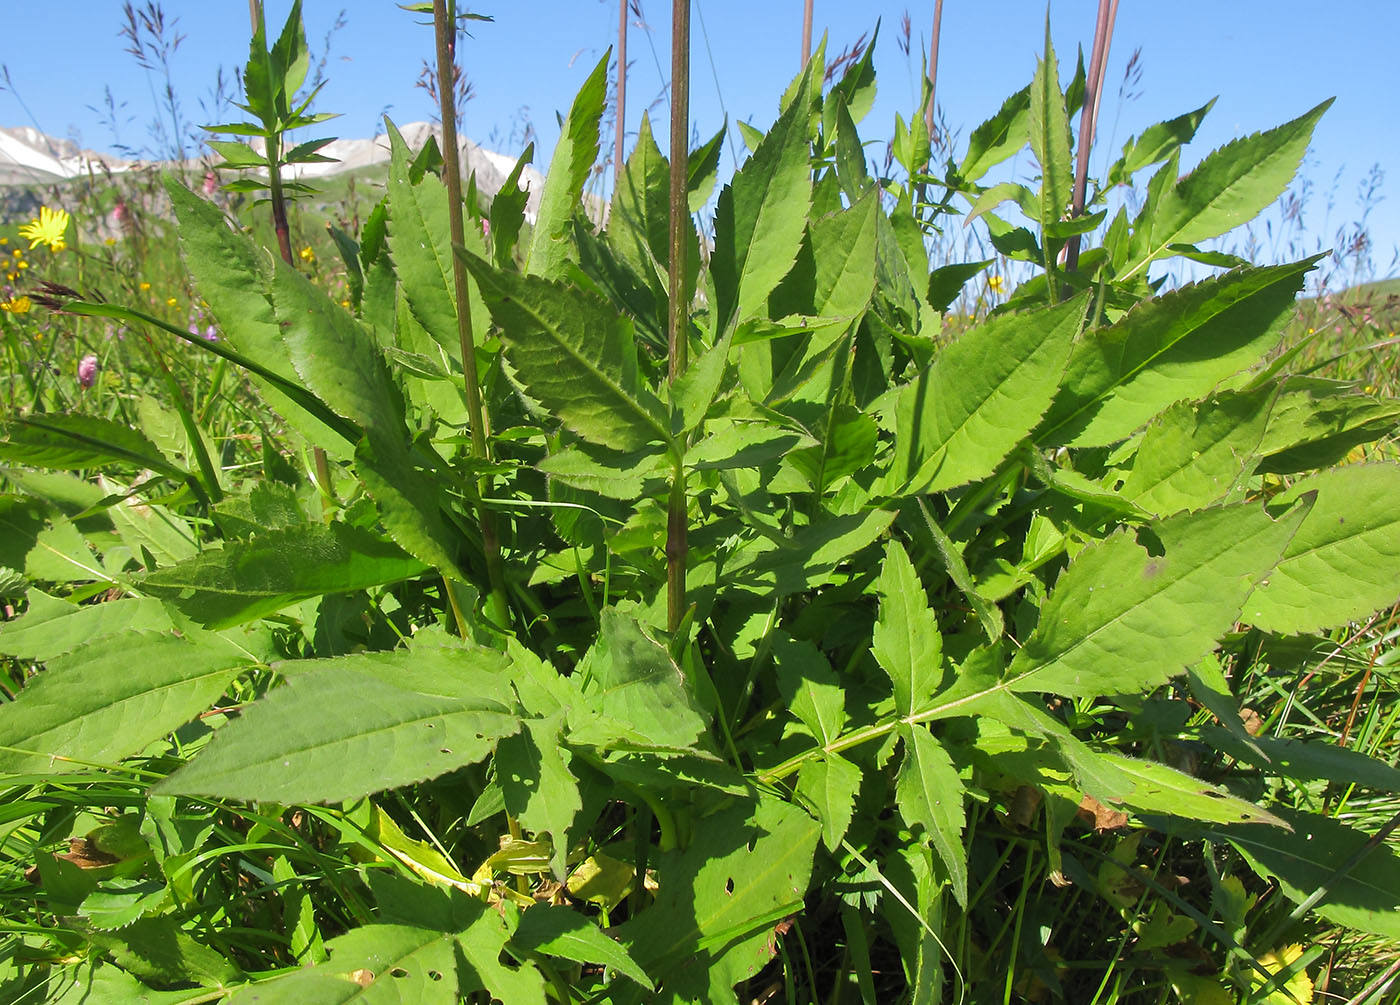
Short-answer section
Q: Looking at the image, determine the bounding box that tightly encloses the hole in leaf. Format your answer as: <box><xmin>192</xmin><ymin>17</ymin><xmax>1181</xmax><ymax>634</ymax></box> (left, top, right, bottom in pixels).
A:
<box><xmin>389</xmin><ymin>968</ymin><xmax>409</xmax><ymax>979</ymax></box>
<box><xmin>428</xmin><ymin>970</ymin><xmax>443</xmax><ymax>981</ymax></box>
<box><xmin>1134</xmin><ymin>526</ymin><xmax>1165</xmax><ymax>557</ymax></box>
<box><xmin>725</xmin><ymin>877</ymin><xmax>735</xmax><ymax>895</ymax></box>
<box><xmin>440</xmin><ymin>747</ymin><xmax>452</xmax><ymax>754</ymax></box>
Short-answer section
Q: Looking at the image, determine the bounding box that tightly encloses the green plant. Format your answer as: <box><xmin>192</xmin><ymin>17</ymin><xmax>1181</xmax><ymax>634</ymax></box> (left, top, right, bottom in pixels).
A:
<box><xmin>3</xmin><ymin>15</ymin><xmax>1400</xmax><ymax>1005</ymax></box>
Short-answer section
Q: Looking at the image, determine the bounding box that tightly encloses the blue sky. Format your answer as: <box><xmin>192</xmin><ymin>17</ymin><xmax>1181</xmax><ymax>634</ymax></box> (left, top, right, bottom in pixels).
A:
<box><xmin>3</xmin><ymin>2</ymin><xmax>1395</xmax><ymax>283</ymax></box>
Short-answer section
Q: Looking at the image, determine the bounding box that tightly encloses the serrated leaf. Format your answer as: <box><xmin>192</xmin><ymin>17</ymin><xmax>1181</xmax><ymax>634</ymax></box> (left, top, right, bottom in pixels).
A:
<box><xmin>1257</xmin><ymin>380</ymin><xmax>1400</xmax><ymax>474</ymax></box>
<box><xmin>811</xmin><ymin>189</ymin><xmax>879</xmax><ymax>317</ymax></box>
<box><xmin>512</xmin><ymin>905</ymin><xmax>653</xmax><ymax>989</ymax></box>
<box><xmin>1108</xmin><ymin>98</ymin><xmax>1216</xmax><ymax>185</ymax></box>
<box><xmin>712</xmin><ymin>65</ymin><xmax>814</xmax><ymax>334</ymax></box>
<box><xmin>165</xmin><ymin>177</ymin><xmax>346</xmax><ymax>450</ymax></box>
<box><xmin>461</xmin><ymin>250</ymin><xmax>672</xmax><ymax>452</ymax></box>
<box><xmin>958</xmin><ymin>82</ymin><xmax>1030</xmax><ymax>183</ymax></box>
<box><xmin>79</xmin><ymin>879</ymin><xmax>168</xmax><ymax>931</ymax></box>
<box><xmin>739</xmin><ymin>508</ymin><xmax>896</xmax><ymax>597</ymax></box>
<box><xmin>0</xmin><ymin>592</ymin><xmax>174</xmax><ymax>660</ymax></box>
<box><xmin>1119</xmin><ymin>384</ymin><xmax>1276</xmax><ymax>515</ymax></box>
<box><xmin>0</xmin><ymin>630</ymin><xmax>249</xmax><ymax>775</ymax></box>
<box><xmin>497</xmin><ymin>715</ymin><xmax>580</xmax><ymax>880</ymax></box>
<box><xmin>1246</xmin><ymin>464</ymin><xmax>1400</xmax><ymax>634</ymax></box>
<box><xmin>1123</xmin><ymin>101</ymin><xmax>1331</xmax><ymax>279</ymax></box>
<box><xmin>1212</xmin><ymin>808</ymin><xmax>1400</xmax><ymax>938</ymax></box>
<box><xmin>89</xmin><ymin>916</ymin><xmax>243</xmax><ymax>987</ymax></box>
<box><xmin>895</xmin><ymin>724</ymin><xmax>968</xmax><ymax>906</ymax></box>
<box><xmin>385</xmin><ymin>118</ymin><xmax>464</xmax><ymax>355</ymax></box>
<box><xmin>227</xmin><ymin>923</ymin><xmax>461</xmax><ymax>1004</ymax></box>
<box><xmin>614</xmin><ymin>795</ymin><xmax>818</xmax><ymax>1004</ymax></box>
<box><xmin>771</xmin><ymin>635</ymin><xmax>846</xmax><ymax>745</ymax></box>
<box><xmin>797</xmin><ymin>752</ymin><xmax>861</xmax><ymax>852</ymax></box>
<box><xmin>579</xmin><ymin>610</ymin><xmax>709</xmax><ymax>751</ymax></box>
<box><xmin>886</xmin><ymin>294</ymin><xmax>1084</xmax><ymax>493</ymax></box>
<box><xmin>1101</xmin><ymin>752</ymin><xmax>1282</xmax><ymax>825</ymax></box>
<box><xmin>872</xmin><ymin>541</ymin><xmax>942</xmax><ymax>716</ymax></box>
<box><xmin>1007</xmin><ymin>500</ymin><xmax>1308</xmax><ymax>698</ymax></box>
<box><xmin>140</xmin><ymin>523</ymin><xmax>427</xmax><ymax>628</ymax></box>
<box><xmin>1029</xmin><ymin>22</ymin><xmax>1072</xmax><ymax>229</ymax></box>
<box><xmin>1038</xmin><ymin>258</ymin><xmax>1319</xmax><ymax>448</ymax></box>
<box><xmin>0</xmin><ymin>414</ymin><xmax>186</xmax><ymax>479</ymax></box>
<box><xmin>527</xmin><ymin>51</ymin><xmax>609</xmax><ymax>279</ymax></box>
<box><xmin>157</xmin><ymin>648</ymin><xmax>519</xmax><ymax>803</ymax></box>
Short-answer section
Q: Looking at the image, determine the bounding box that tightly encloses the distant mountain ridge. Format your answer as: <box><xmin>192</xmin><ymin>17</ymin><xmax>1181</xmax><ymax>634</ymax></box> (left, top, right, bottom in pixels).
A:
<box><xmin>0</xmin><ymin>122</ymin><xmax>545</xmax><ymax>217</ymax></box>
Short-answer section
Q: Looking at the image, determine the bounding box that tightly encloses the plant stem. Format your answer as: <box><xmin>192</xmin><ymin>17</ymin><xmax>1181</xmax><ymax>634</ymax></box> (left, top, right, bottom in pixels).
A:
<box><xmin>665</xmin><ymin>0</ymin><xmax>691</xmax><ymax>633</ymax></box>
<box><xmin>614</xmin><ymin>0</ymin><xmax>628</xmax><ymax>193</ymax></box>
<box><xmin>800</xmin><ymin>0</ymin><xmax>812</xmax><ymax>67</ymax></box>
<box><xmin>434</xmin><ymin>0</ymin><xmax>510</xmax><ymax>631</ymax></box>
<box><xmin>1065</xmin><ymin>0</ymin><xmax>1118</xmax><ymax>275</ymax></box>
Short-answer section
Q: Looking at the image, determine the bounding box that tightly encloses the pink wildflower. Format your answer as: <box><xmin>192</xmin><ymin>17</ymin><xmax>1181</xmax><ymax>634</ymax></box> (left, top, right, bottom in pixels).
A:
<box><xmin>77</xmin><ymin>353</ymin><xmax>98</xmax><ymax>388</ymax></box>
<box><xmin>203</xmin><ymin>171</ymin><xmax>219</xmax><ymax>197</ymax></box>
<box><xmin>481</xmin><ymin>217</ymin><xmax>491</xmax><ymax>240</ymax></box>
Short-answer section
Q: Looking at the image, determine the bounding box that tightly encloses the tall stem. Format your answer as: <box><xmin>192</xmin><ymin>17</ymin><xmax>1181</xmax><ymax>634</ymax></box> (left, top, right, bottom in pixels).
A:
<box><xmin>666</xmin><ymin>0</ymin><xmax>691</xmax><ymax>633</ymax></box>
<box><xmin>924</xmin><ymin>0</ymin><xmax>944</xmax><ymax>144</ymax></box>
<box><xmin>248</xmin><ymin>0</ymin><xmax>331</xmax><ymax>506</ymax></box>
<box><xmin>615</xmin><ymin>0</ymin><xmax>629</xmax><ymax>193</ymax></box>
<box><xmin>434</xmin><ymin>0</ymin><xmax>510</xmax><ymax>629</ymax></box>
<box><xmin>1065</xmin><ymin>0</ymin><xmax>1118</xmax><ymax>274</ymax></box>
<box><xmin>800</xmin><ymin>0</ymin><xmax>813</xmax><ymax>67</ymax></box>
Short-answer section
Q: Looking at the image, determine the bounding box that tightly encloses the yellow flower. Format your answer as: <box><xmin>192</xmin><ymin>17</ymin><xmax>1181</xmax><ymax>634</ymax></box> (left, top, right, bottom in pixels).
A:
<box><xmin>988</xmin><ymin>275</ymin><xmax>1005</xmax><ymax>292</ymax></box>
<box><xmin>166</xmin><ymin>297</ymin><xmax>178</xmax><ymax>307</ymax></box>
<box><xmin>299</xmin><ymin>245</ymin><xmax>316</xmax><ymax>264</ymax></box>
<box><xmin>11</xmin><ymin>249</ymin><xmax>20</xmax><ymax>258</ymax></box>
<box><xmin>16</xmin><ymin>261</ymin><xmax>27</xmax><ymax>270</ymax></box>
<box><xmin>139</xmin><ymin>281</ymin><xmax>151</xmax><ymax>292</ymax></box>
<box><xmin>104</xmin><ymin>237</ymin><xmax>117</xmax><ymax>246</ymax></box>
<box><xmin>0</xmin><ymin>236</ymin><xmax>8</xmax><ymax>244</ymax></box>
<box><xmin>18</xmin><ymin>206</ymin><xmax>70</xmax><ymax>252</ymax></box>
<box><xmin>1252</xmin><ymin>945</ymin><xmax>1314</xmax><ymax>1005</ymax></box>
<box><xmin>1</xmin><ymin>295</ymin><xmax>32</xmax><ymax>314</ymax></box>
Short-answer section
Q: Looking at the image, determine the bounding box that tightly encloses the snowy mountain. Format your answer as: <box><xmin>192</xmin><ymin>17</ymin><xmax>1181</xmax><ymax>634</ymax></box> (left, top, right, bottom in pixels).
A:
<box><xmin>0</xmin><ymin>123</ymin><xmax>545</xmax><ymax>217</ymax></box>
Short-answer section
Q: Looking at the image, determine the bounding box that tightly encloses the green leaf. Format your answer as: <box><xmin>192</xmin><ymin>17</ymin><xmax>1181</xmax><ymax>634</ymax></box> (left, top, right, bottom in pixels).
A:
<box><xmin>885</xmin><ymin>294</ymin><xmax>1085</xmax><ymax>493</ymax></box>
<box><xmin>89</xmin><ymin>916</ymin><xmax>243</xmax><ymax>987</ymax></box>
<box><xmin>771</xmin><ymin>635</ymin><xmax>846</xmax><ymax>747</ymax></box>
<box><xmin>385</xmin><ymin>118</ymin><xmax>463</xmax><ymax>355</ymax></box>
<box><xmin>490</xmin><ymin>144</ymin><xmax>535</xmax><ymax>267</ymax></box>
<box><xmin>0</xmin><ymin>414</ymin><xmax>186</xmax><ymax>479</ymax></box>
<box><xmin>926</xmin><ymin>259</ymin><xmax>995</xmax><ymax>312</ymax></box>
<box><xmin>1123</xmin><ymin>100</ymin><xmax>1332</xmax><ymax>279</ymax></box>
<box><xmin>614</xmin><ymin>795</ymin><xmax>819</xmax><ymax>1003</ymax></box>
<box><xmin>895</xmin><ymin>724</ymin><xmax>968</xmax><ymax>906</ymax></box>
<box><xmin>1038</xmin><ymin>258</ymin><xmax>1319</xmax><ymax>448</ymax></box>
<box><xmin>872</xmin><ymin>541</ymin><xmax>942</xmax><ymax>716</ymax></box>
<box><xmin>797</xmin><ymin>751</ymin><xmax>861</xmax><ymax>852</ymax></box>
<box><xmin>1108</xmin><ymin>98</ymin><xmax>1216</xmax><ymax>185</ymax></box>
<box><xmin>526</xmin><ymin>50</ymin><xmax>609</xmax><ymax>279</ymax></box>
<box><xmin>140</xmin><ymin>523</ymin><xmax>427</xmax><ymax>628</ymax></box>
<box><xmin>497</xmin><ymin>715</ymin><xmax>580</xmax><ymax>880</ymax></box>
<box><xmin>687</xmin><ymin>122</ymin><xmax>727</xmax><ymax>212</ymax></box>
<box><xmin>227</xmin><ymin>924</ymin><xmax>461</xmax><ymax>1004</ymax></box>
<box><xmin>1029</xmin><ymin>20</ymin><xmax>1072</xmax><ymax>229</ymax></box>
<box><xmin>958</xmin><ymin>82</ymin><xmax>1030</xmax><ymax>183</ymax></box>
<box><xmin>461</xmin><ymin>249</ymin><xmax>672</xmax><ymax>452</ymax></box>
<box><xmin>1201</xmin><ymin>728</ymin><xmax>1400</xmax><ymax>793</ymax></box>
<box><xmin>578</xmin><ymin>609</ymin><xmax>709</xmax><ymax>751</ymax></box>
<box><xmin>1118</xmin><ymin>384</ymin><xmax>1276</xmax><ymax>515</ymax></box>
<box><xmin>810</xmin><ymin>189</ymin><xmax>879</xmax><ymax>317</ymax></box>
<box><xmin>712</xmin><ymin>65</ymin><xmax>814</xmax><ymax>334</ymax></box>
<box><xmin>1246</xmin><ymin>464</ymin><xmax>1400</xmax><ymax>634</ymax></box>
<box><xmin>1212</xmin><ymin>808</ymin><xmax>1400</xmax><ymax>939</ymax></box>
<box><xmin>164</xmin><ymin>177</ymin><xmax>347</xmax><ymax>450</ymax></box>
<box><xmin>1099</xmin><ymin>752</ymin><xmax>1282</xmax><ymax>825</ymax></box>
<box><xmin>1007</xmin><ymin>500</ymin><xmax>1309</xmax><ymax>698</ymax></box>
<box><xmin>1256</xmin><ymin>378</ymin><xmax>1400</xmax><ymax>474</ymax></box>
<box><xmin>0</xmin><ymin>592</ymin><xmax>174</xmax><ymax>660</ymax></box>
<box><xmin>738</xmin><ymin>508</ymin><xmax>896</xmax><ymax>597</ymax></box>
<box><xmin>0</xmin><ymin>631</ymin><xmax>249</xmax><ymax>775</ymax></box>
<box><xmin>271</xmin><ymin>261</ymin><xmax>404</xmax><ymax>445</ymax></box>
<box><xmin>157</xmin><ymin>647</ymin><xmax>519</xmax><ymax>803</ymax></box>
<box><xmin>512</xmin><ymin>905</ymin><xmax>653</xmax><ymax>990</ymax></box>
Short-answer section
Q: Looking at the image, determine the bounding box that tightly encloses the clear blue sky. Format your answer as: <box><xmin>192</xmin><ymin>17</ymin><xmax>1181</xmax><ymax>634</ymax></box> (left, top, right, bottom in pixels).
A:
<box><xmin>3</xmin><ymin>2</ymin><xmax>1395</xmax><ymax>284</ymax></box>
